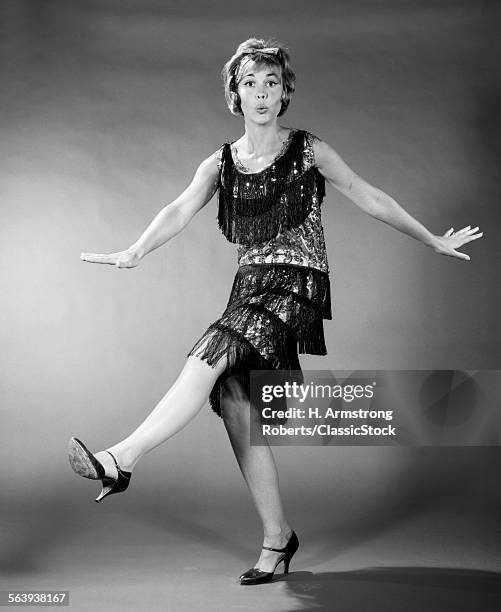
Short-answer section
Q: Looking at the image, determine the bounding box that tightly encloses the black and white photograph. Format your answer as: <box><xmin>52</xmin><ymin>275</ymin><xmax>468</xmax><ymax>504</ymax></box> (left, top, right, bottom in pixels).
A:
<box><xmin>1</xmin><ymin>1</ymin><xmax>500</xmax><ymax>611</ymax></box>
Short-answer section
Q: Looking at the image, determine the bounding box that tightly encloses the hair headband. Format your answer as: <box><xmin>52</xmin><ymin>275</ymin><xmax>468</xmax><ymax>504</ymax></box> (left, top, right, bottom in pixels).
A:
<box><xmin>246</xmin><ymin>47</ymin><xmax>279</xmax><ymax>55</ymax></box>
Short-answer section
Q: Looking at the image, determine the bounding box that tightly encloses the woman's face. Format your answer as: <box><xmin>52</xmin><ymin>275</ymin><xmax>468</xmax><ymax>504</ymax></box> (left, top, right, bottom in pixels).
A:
<box><xmin>236</xmin><ymin>60</ymin><xmax>283</xmax><ymax>123</ymax></box>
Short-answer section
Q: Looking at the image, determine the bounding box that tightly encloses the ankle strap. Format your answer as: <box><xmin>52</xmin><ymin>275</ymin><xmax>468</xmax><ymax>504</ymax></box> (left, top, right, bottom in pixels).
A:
<box><xmin>105</xmin><ymin>450</ymin><xmax>119</xmax><ymax>468</ymax></box>
<box><xmin>262</xmin><ymin>544</ymin><xmax>288</xmax><ymax>553</ymax></box>
<box><xmin>105</xmin><ymin>450</ymin><xmax>131</xmax><ymax>476</ymax></box>
<box><xmin>262</xmin><ymin>530</ymin><xmax>295</xmax><ymax>553</ymax></box>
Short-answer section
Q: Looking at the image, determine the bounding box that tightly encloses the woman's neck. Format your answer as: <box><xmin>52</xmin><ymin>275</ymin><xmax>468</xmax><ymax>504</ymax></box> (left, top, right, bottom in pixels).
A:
<box><xmin>240</xmin><ymin>121</ymin><xmax>288</xmax><ymax>158</ymax></box>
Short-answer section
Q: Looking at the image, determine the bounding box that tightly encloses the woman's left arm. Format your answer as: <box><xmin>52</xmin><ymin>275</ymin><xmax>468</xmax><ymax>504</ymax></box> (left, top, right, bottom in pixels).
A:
<box><xmin>313</xmin><ymin>139</ymin><xmax>483</xmax><ymax>261</ymax></box>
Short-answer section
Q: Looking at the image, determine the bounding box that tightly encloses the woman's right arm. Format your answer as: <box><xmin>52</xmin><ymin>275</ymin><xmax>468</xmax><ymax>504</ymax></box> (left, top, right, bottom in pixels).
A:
<box><xmin>80</xmin><ymin>152</ymin><xmax>220</xmax><ymax>268</ymax></box>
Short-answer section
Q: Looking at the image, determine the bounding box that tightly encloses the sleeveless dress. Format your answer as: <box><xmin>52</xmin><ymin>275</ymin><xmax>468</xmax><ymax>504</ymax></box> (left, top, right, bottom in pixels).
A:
<box><xmin>186</xmin><ymin>128</ymin><xmax>331</xmax><ymax>423</ymax></box>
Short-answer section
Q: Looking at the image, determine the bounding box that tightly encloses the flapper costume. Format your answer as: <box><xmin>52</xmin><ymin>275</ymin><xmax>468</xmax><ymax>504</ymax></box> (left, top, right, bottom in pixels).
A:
<box><xmin>187</xmin><ymin>128</ymin><xmax>331</xmax><ymax>423</ymax></box>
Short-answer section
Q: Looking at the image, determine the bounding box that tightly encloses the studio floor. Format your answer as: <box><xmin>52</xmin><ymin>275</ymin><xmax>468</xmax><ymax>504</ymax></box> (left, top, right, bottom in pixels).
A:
<box><xmin>2</xmin><ymin>502</ymin><xmax>500</xmax><ymax>612</ymax></box>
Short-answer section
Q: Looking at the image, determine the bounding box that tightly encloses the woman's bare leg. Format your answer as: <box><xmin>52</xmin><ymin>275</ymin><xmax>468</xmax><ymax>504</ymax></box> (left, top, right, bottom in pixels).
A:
<box><xmin>92</xmin><ymin>354</ymin><xmax>227</xmax><ymax>477</ymax></box>
<box><xmin>220</xmin><ymin>377</ymin><xmax>293</xmax><ymax>574</ymax></box>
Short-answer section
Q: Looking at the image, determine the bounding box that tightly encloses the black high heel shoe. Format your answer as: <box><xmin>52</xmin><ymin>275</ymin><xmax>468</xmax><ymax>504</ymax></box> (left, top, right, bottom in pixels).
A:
<box><xmin>68</xmin><ymin>437</ymin><xmax>132</xmax><ymax>503</ymax></box>
<box><xmin>239</xmin><ymin>530</ymin><xmax>299</xmax><ymax>585</ymax></box>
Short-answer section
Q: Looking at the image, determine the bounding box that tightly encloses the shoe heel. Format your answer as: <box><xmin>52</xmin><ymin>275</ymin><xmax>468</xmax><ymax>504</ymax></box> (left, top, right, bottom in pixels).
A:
<box><xmin>95</xmin><ymin>478</ymin><xmax>116</xmax><ymax>503</ymax></box>
<box><xmin>283</xmin><ymin>557</ymin><xmax>291</xmax><ymax>574</ymax></box>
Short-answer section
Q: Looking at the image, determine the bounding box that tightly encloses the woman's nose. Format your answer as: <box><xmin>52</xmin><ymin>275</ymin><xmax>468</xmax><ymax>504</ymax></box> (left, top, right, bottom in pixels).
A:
<box><xmin>256</xmin><ymin>90</ymin><xmax>267</xmax><ymax>99</ymax></box>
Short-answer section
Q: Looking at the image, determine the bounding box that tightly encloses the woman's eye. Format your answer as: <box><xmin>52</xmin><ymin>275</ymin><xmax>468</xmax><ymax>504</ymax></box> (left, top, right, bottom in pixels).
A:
<box><xmin>242</xmin><ymin>81</ymin><xmax>278</xmax><ymax>87</ymax></box>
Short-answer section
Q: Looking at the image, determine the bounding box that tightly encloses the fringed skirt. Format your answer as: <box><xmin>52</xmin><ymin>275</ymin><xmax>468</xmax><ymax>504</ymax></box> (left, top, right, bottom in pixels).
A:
<box><xmin>186</xmin><ymin>263</ymin><xmax>331</xmax><ymax>424</ymax></box>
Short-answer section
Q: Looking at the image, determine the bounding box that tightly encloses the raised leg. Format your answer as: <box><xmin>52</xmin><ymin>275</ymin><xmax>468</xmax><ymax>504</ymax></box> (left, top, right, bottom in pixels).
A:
<box><xmin>220</xmin><ymin>376</ymin><xmax>293</xmax><ymax>573</ymax></box>
<box><xmin>94</xmin><ymin>353</ymin><xmax>228</xmax><ymax>477</ymax></box>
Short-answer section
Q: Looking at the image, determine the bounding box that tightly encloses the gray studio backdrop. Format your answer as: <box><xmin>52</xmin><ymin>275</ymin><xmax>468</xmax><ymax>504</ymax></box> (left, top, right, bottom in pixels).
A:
<box><xmin>1</xmin><ymin>0</ymin><xmax>500</xmax><ymax>582</ymax></box>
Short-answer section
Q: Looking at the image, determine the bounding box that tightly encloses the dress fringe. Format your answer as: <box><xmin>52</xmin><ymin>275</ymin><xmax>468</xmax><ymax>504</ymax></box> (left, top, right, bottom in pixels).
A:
<box><xmin>217</xmin><ymin>130</ymin><xmax>326</xmax><ymax>244</ymax></box>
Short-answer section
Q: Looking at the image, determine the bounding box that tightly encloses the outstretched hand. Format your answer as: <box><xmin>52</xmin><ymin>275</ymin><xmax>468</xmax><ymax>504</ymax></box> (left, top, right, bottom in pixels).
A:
<box><xmin>80</xmin><ymin>247</ymin><xmax>141</xmax><ymax>268</ymax></box>
<box><xmin>432</xmin><ymin>225</ymin><xmax>483</xmax><ymax>261</ymax></box>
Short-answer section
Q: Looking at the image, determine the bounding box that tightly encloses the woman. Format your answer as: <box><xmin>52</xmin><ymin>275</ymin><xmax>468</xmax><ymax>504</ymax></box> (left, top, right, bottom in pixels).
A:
<box><xmin>68</xmin><ymin>38</ymin><xmax>483</xmax><ymax>585</ymax></box>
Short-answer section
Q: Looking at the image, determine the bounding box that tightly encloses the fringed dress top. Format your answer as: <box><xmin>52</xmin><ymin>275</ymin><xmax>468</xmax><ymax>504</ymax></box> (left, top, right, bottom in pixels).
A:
<box><xmin>187</xmin><ymin>128</ymin><xmax>331</xmax><ymax>422</ymax></box>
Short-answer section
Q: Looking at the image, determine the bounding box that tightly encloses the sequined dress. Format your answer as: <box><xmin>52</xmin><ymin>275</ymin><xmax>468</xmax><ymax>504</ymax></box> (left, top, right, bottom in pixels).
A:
<box><xmin>187</xmin><ymin>128</ymin><xmax>331</xmax><ymax>422</ymax></box>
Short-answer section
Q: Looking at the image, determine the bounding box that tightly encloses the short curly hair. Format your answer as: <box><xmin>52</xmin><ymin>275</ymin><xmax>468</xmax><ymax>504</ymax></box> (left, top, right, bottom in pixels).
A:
<box><xmin>221</xmin><ymin>38</ymin><xmax>296</xmax><ymax>117</ymax></box>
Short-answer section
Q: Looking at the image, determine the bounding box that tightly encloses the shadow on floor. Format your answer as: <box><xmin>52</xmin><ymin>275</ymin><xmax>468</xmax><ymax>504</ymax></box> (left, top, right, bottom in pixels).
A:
<box><xmin>270</xmin><ymin>567</ymin><xmax>501</xmax><ymax>612</ymax></box>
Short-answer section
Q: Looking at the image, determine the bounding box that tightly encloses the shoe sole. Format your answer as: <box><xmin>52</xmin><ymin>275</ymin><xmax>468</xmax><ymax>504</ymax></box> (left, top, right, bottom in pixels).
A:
<box><xmin>68</xmin><ymin>437</ymin><xmax>100</xmax><ymax>479</ymax></box>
